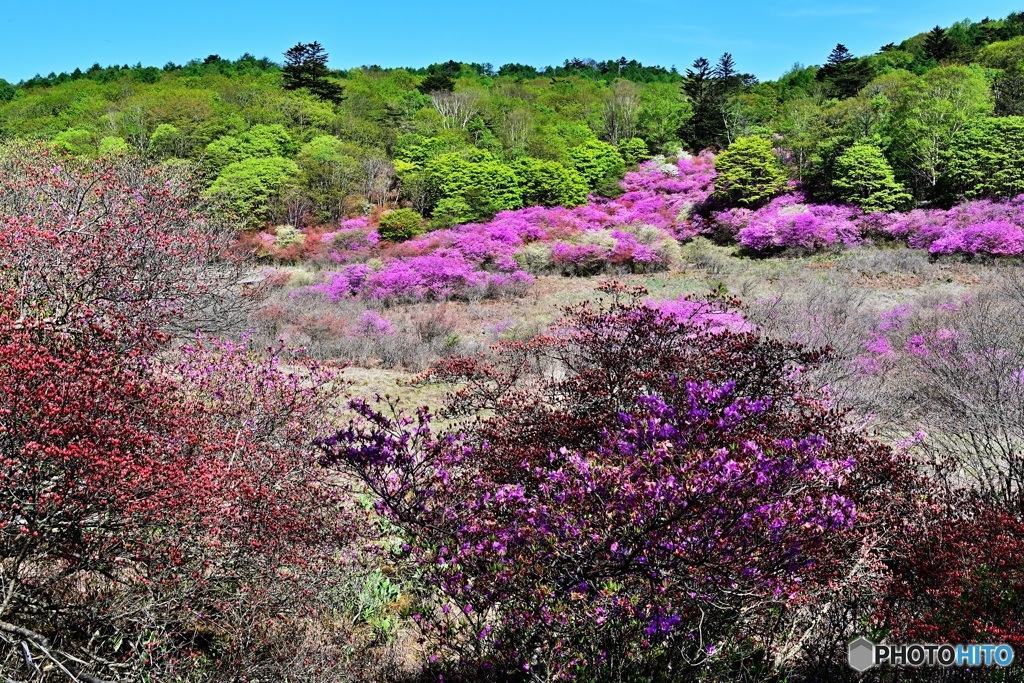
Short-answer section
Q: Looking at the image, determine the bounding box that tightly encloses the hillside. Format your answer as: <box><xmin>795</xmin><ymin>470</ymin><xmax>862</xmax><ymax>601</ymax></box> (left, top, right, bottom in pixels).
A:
<box><xmin>2</xmin><ymin>9</ymin><xmax>1024</xmax><ymax>683</ymax></box>
<box><xmin>1</xmin><ymin>11</ymin><xmax>1024</xmax><ymax>230</ymax></box>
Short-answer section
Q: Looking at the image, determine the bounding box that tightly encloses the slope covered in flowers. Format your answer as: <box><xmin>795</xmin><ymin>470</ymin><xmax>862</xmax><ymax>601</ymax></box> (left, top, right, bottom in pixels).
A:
<box><xmin>300</xmin><ymin>153</ymin><xmax>714</xmax><ymax>303</ymax></box>
<box><xmin>270</xmin><ymin>149</ymin><xmax>1024</xmax><ymax>304</ymax></box>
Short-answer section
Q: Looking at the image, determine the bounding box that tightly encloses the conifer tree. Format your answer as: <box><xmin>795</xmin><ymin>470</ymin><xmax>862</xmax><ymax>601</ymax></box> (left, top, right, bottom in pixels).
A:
<box><xmin>282</xmin><ymin>41</ymin><xmax>343</xmax><ymax>103</ymax></box>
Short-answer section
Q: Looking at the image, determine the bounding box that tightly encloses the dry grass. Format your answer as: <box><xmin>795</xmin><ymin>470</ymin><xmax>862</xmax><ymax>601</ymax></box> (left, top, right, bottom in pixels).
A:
<box><xmin>251</xmin><ymin>245</ymin><xmax>1014</xmax><ymax>414</ymax></box>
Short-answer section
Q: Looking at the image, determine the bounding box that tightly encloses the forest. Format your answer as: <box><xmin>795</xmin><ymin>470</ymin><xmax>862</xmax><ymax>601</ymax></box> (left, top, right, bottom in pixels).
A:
<box><xmin>1</xmin><ymin>9</ymin><xmax>1024</xmax><ymax>683</ymax></box>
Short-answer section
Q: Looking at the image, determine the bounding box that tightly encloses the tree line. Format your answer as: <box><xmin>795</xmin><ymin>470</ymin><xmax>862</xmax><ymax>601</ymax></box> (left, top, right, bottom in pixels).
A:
<box><xmin>2</xmin><ymin>12</ymin><xmax>1024</xmax><ymax>229</ymax></box>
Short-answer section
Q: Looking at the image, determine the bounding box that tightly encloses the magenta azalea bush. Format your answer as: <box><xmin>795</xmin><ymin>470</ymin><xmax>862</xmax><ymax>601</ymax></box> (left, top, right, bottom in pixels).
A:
<box><xmin>865</xmin><ymin>196</ymin><xmax>1024</xmax><ymax>256</ymax></box>
<box><xmin>288</xmin><ymin>149</ymin><xmax>1024</xmax><ymax>304</ymax></box>
<box><xmin>305</xmin><ymin>153</ymin><xmax>715</xmax><ymax>303</ymax></box>
<box><xmin>711</xmin><ymin>193</ymin><xmax>862</xmax><ymax>253</ymax></box>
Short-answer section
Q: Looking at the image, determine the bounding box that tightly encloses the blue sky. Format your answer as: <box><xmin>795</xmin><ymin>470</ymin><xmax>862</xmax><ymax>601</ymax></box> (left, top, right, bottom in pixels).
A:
<box><xmin>1</xmin><ymin>1</ymin><xmax>1022</xmax><ymax>83</ymax></box>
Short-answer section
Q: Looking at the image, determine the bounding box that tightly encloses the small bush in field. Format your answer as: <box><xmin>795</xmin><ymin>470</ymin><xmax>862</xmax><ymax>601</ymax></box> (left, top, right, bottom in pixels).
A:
<box><xmin>377</xmin><ymin>207</ymin><xmax>425</xmax><ymax>242</ymax></box>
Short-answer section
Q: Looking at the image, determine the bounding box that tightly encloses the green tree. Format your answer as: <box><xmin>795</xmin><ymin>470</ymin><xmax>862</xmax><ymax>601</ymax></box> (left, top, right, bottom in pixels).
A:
<box><xmin>681</xmin><ymin>57</ymin><xmax>726</xmax><ymax>151</ymax></box>
<box><xmin>831</xmin><ymin>142</ymin><xmax>913</xmax><ymax>212</ymax></box>
<box><xmin>565</xmin><ymin>139</ymin><xmax>626</xmax><ymax>192</ymax></box>
<box><xmin>417</xmin><ymin>73</ymin><xmax>455</xmax><ymax>94</ymax></box>
<box><xmin>978</xmin><ymin>36</ymin><xmax>1024</xmax><ymax>69</ymax></box>
<box><xmin>149</xmin><ymin>123</ymin><xmax>184</xmax><ymax>159</ymax></box>
<box><xmin>816</xmin><ymin>44</ymin><xmax>874</xmax><ymax>99</ymax></box>
<box><xmin>637</xmin><ymin>82</ymin><xmax>690</xmax><ymax>153</ymax></box>
<box><xmin>872</xmin><ymin>66</ymin><xmax>991</xmax><ymax>198</ymax></box>
<box><xmin>513</xmin><ymin>157</ymin><xmax>588</xmax><ymax>207</ymax></box>
<box><xmin>204</xmin><ymin>156</ymin><xmax>299</xmax><ymax>228</ymax></box>
<box><xmin>377</xmin><ymin>208</ymin><xmax>425</xmax><ymax>241</ymax></box>
<box><xmin>924</xmin><ymin>26</ymin><xmax>954</xmax><ymax>62</ymax></box>
<box><xmin>945</xmin><ymin>116</ymin><xmax>1024</xmax><ymax>199</ymax></box>
<box><xmin>712</xmin><ymin>136</ymin><xmax>787</xmax><ymax>208</ymax></box>
<box><xmin>0</xmin><ymin>79</ymin><xmax>14</xmax><ymax>103</ymax></box>
<box><xmin>424</xmin><ymin>152</ymin><xmax>523</xmax><ymax>224</ymax></box>
<box><xmin>995</xmin><ymin>64</ymin><xmax>1024</xmax><ymax>116</ymax></box>
<box><xmin>98</xmin><ymin>136</ymin><xmax>130</xmax><ymax>155</ymax></box>
<box><xmin>282</xmin><ymin>42</ymin><xmax>343</xmax><ymax>103</ymax></box>
<box><xmin>50</xmin><ymin>128</ymin><xmax>95</xmax><ymax>156</ymax></box>
<box><xmin>617</xmin><ymin>137</ymin><xmax>650</xmax><ymax>166</ymax></box>
<box><xmin>296</xmin><ymin>135</ymin><xmax>364</xmax><ymax>220</ymax></box>
<box><xmin>204</xmin><ymin>125</ymin><xmax>298</xmax><ymax>173</ymax></box>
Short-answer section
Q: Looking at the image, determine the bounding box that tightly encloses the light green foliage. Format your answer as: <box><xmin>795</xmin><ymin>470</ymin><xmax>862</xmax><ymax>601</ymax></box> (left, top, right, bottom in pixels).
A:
<box><xmin>513</xmin><ymin>157</ymin><xmax>588</xmax><ymax>207</ymax></box>
<box><xmin>149</xmin><ymin>123</ymin><xmax>184</xmax><ymax>159</ymax></box>
<box><xmin>875</xmin><ymin>66</ymin><xmax>992</xmax><ymax>196</ymax></box>
<box><xmin>205</xmin><ymin>136</ymin><xmax>245</xmax><ymax>172</ymax></box>
<box><xmin>946</xmin><ymin>116</ymin><xmax>1024</xmax><ymax>199</ymax></box>
<box><xmin>832</xmin><ymin>142</ymin><xmax>913</xmax><ymax>212</ymax></box>
<box><xmin>98</xmin><ymin>136</ymin><xmax>130</xmax><ymax>156</ymax></box>
<box><xmin>713</xmin><ymin>136</ymin><xmax>787</xmax><ymax>208</ymax></box>
<box><xmin>565</xmin><ymin>139</ymin><xmax>626</xmax><ymax>192</ymax></box>
<box><xmin>979</xmin><ymin>36</ymin><xmax>1024</xmax><ymax>69</ymax></box>
<box><xmin>424</xmin><ymin>151</ymin><xmax>522</xmax><ymax>224</ymax></box>
<box><xmin>204</xmin><ymin>124</ymin><xmax>298</xmax><ymax>173</ymax></box>
<box><xmin>775</xmin><ymin>99</ymin><xmax>824</xmax><ymax>181</ymax></box>
<box><xmin>2</xmin><ymin>15</ymin><xmax>1022</xmax><ymax>220</ymax></box>
<box><xmin>637</xmin><ymin>82</ymin><xmax>690</xmax><ymax>154</ymax></box>
<box><xmin>617</xmin><ymin>137</ymin><xmax>650</xmax><ymax>166</ymax></box>
<box><xmin>204</xmin><ymin>156</ymin><xmax>299</xmax><ymax>228</ymax></box>
<box><xmin>377</xmin><ymin>208</ymin><xmax>425</xmax><ymax>242</ymax></box>
<box><xmin>50</xmin><ymin>128</ymin><xmax>95</xmax><ymax>156</ymax></box>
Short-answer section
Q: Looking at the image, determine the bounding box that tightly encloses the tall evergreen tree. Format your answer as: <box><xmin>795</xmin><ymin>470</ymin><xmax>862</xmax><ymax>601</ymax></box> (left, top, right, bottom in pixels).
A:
<box><xmin>681</xmin><ymin>57</ymin><xmax>727</xmax><ymax>151</ymax></box>
<box><xmin>282</xmin><ymin>41</ymin><xmax>343</xmax><ymax>103</ymax></box>
<box><xmin>924</xmin><ymin>26</ymin><xmax>954</xmax><ymax>61</ymax></box>
<box><xmin>815</xmin><ymin>44</ymin><xmax>873</xmax><ymax>99</ymax></box>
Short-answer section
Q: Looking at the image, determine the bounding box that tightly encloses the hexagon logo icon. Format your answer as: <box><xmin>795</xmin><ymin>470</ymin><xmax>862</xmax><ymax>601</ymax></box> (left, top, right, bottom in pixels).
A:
<box><xmin>849</xmin><ymin>637</ymin><xmax>876</xmax><ymax>672</ymax></box>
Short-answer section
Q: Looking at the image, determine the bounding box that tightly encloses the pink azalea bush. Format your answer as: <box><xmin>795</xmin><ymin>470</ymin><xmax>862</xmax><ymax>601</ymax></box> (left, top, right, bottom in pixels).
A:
<box><xmin>711</xmin><ymin>193</ymin><xmax>862</xmax><ymax>253</ymax></box>
<box><xmin>866</xmin><ymin>197</ymin><xmax>1024</xmax><ymax>256</ymax></box>
<box><xmin>307</xmin><ymin>152</ymin><xmax>716</xmax><ymax>302</ymax></box>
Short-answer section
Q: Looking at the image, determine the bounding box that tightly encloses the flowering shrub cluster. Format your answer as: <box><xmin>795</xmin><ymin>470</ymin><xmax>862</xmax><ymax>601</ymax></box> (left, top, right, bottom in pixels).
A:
<box><xmin>0</xmin><ymin>144</ymin><xmax>253</xmax><ymax>337</ymax></box>
<box><xmin>258</xmin><ymin>147</ymin><xmax>1024</xmax><ymax>285</ymax></box>
<box><xmin>0</xmin><ymin>147</ymin><xmax>374</xmax><ymax>682</ymax></box>
<box><xmin>316</xmin><ymin>282</ymin><xmax>1024</xmax><ymax>679</ymax></box>
<box><xmin>865</xmin><ymin>196</ymin><xmax>1024</xmax><ymax>256</ymax></box>
<box><xmin>710</xmin><ymin>193</ymin><xmax>862</xmax><ymax>254</ymax></box>
<box><xmin>272</xmin><ymin>152</ymin><xmax>716</xmax><ymax>303</ymax></box>
<box><xmin>317</xmin><ymin>284</ymin><xmax>896</xmax><ymax>679</ymax></box>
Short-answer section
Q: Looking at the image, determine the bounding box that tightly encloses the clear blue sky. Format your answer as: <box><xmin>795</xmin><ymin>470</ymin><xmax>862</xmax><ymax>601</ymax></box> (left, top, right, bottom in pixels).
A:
<box><xmin>2</xmin><ymin>1</ymin><xmax>1022</xmax><ymax>83</ymax></box>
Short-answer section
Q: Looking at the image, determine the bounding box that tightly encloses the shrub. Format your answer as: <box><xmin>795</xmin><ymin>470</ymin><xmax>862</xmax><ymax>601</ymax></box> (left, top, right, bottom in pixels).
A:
<box><xmin>378</xmin><ymin>207</ymin><xmax>425</xmax><ymax>242</ymax></box>
<box><xmin>831</xmin><ymin>142</ymin><xmax>913</xmax><ymax>212</ymax></box>
<box><xmin>0</xmin><ymin>146</ymin><xmax>253</xmax><ymax>338</ymax></box>
<box><xmin>712</xmin><ymin>136</ymin><xmax>787</xmax><ymax>208</ymax></box>
<box><xmin>318</xmin><ymin>284</ymin><xmax>875</xmax><ymax>680</ymax></box>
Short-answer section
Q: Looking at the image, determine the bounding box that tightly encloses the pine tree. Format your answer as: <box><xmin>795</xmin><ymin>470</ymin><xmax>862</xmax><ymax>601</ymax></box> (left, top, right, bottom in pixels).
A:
<box><xmin>282</xmin><ymin>42</ymin><xmax>343</xmax><ymax>103</ymax></box>
<box><xmin>815</xmin><ymin>44</ymin><xmax>873</xmax><ymax>99</ymax></box>
<box><xmin>681</xmin><ymin>57</ymin><xmax>727</xmax><ymax>151</ymax></box>
<box><xmin>826</xmin><ymin>44</ymin><xmax>854</xmax><ymax>67</ymax></box>
<box><xmin>924</xmin><ymin>26</ymin><xmax>954</xmax><ymax>61</ymax></box>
